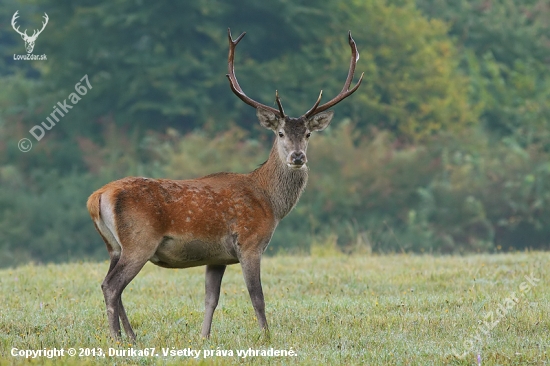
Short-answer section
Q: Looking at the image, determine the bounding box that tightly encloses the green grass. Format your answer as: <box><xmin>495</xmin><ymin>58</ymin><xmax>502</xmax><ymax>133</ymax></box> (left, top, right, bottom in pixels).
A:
<box><xmin>0</xmin><ymin>252</ymin><xmax>548</xmax><ymax>365</ymax></box>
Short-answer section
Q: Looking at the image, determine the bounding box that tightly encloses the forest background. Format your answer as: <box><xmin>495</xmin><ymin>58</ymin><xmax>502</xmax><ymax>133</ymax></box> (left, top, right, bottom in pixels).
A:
<box><xmin>0</xmin><ymin>0</ymin><xmax>549</xmax><ymax>267</ymax></box>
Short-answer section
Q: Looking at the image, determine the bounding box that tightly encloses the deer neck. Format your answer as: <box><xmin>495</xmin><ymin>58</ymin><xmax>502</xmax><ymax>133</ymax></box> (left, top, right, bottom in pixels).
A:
<box><xmin>250</xmin><ymin>140</ymin><xmax>308</xmax><ymax>220</ymax></box>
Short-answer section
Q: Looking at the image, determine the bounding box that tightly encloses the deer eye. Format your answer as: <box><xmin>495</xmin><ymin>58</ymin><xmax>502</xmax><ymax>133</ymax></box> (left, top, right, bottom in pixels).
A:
<box><xmin>278</xmin><ymin>132</ymin><xmax>284</xmax><ymax>138</ymax></box>
<box><xmin>306</xmin><ymin>132</ymin><xmax>311</xmax><ymax>139</ymax></box>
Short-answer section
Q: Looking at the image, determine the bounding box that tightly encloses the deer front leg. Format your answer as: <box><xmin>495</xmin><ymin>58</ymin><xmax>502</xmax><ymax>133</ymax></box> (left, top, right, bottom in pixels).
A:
<box><xmin>239</xmin><ymin>251</ymin><xmax>268</xmax><ymax>333</ymax></box>
<box><xmin>201</xmin><ymin>265</ymin><xmax>226</xmax><ymax>338</ymax></box>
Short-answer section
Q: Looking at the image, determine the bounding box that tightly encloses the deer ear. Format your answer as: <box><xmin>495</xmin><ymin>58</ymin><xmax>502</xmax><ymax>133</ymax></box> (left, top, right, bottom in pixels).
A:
<box><xmin>256</xmin><ymin>107</ymin><xmax>280</xmax><ymax>131</ymax></box>
<box><xmin>307</xmin><ymin>111</ymin><xmax>334</xmax><ymax>131</ymax></box>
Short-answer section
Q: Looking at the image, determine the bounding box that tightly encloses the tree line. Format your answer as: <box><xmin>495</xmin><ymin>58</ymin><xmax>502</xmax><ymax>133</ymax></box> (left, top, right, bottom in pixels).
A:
<box><xmin>0</xmin><ymin>0</ymin><xmax>549</xmax><ymax>266</ymax></box>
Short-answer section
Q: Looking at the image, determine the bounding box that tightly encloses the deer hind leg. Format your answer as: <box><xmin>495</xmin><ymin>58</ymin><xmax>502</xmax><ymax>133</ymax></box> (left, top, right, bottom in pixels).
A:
<box><xmin>101</xmin><ymin>249</ymin><xmax>151</xmax><ymax>341</ymax></box>
<box><xmin>118</xmin><ymin>296</ymin><xmax>134</xmax><ymax>340</ymax></box>
<box><xmin>96</xmin><ymin>199</ymin><xmax>158</xmax><ymax>341</ymax></box>
<box><xmin>93</xmin><ymin>225</ymin><xmax>126</xmax><ymax>340</ymax></box>
<box><xmin>239</xmin><ymin>250</ymin><xmax>269</xmax><ymax>334</ymax></box>
<box><xmin>201</xmin><ymin>264</ymin><xmax>227</xmax><ymax>338</ymax></box>
<box><xmin>101</xmin><ymin>253</ymin><xmax>123</xmax><ymax>340</ymax></box>
<box><xmin>103</xmin><ymin>252</ymin><xmax>135</xmax><ymax>339</ymax></box>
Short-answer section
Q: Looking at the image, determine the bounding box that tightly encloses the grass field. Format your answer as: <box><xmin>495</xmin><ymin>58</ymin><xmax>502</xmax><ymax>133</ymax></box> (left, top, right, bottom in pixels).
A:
<box><xmin>0</xmin><ymin>252</ymin><xmax>548</xmax><ymax>365</ymax></box>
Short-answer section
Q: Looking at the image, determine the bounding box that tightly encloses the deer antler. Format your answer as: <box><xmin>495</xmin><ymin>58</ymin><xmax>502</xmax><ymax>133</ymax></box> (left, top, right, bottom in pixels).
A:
<box><xmin>31</xmin><ymin>13</ymin><xmax>49</xmax><ymax>39</ymax></box>
<box><xmin>11</xmin><ymin>11</ymin><xmax>48</xmax><ymax>40</ymax></box>
<box><xmin>303</xmin><ymin>31</ymin><xmax>364</xmax><ymax>118</ymax></box>
<box><xmin>11</xmin><ymin>11</ymin><xmax>28</xmax><ymax>38</ymax></box>
<box><xmin>226</xmin><ymin>28</ymin><xmax>285</xmax><ymax>118</ymax></box>
<box><xmin>227</xmin><ymin>29</ymin><xmax>363</xmax><ymax>119</ymax></box>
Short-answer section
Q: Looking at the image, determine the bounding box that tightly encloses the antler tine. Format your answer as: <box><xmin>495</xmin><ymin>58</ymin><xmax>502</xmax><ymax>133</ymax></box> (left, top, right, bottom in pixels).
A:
<box><xmin>11</xmin><ymin>10</ymin><xmax>27</xmax><ymax>37</ymax></box>
<box><xmin>11</xmin><ymin>10</ymin><xmax>19</xmax><ymax>26</ymax></box>
<box><xmin>341</xmin><ymin>31</ymin><xmax>359</xmax><ymax>93</ymax></box>
<box><xmin>40</xmin><ymin>14</ymin><xmax>48</xmax><ymax>29</ymax></box>
<box><xmin>32</xmin><ymin>12</ymin><xmax>48</xmax><ymax>38</ymax></box>
<box><xmin>303</xmin><ymin>90</ymin><xmax>323</xmax><ymax>118</ymax></box>
<box><xmin>226</xmin><ymin>28</ymin><xmax>282</xmax><ymax>117</ymax></box>
<box><xmin>275</xmin><ymin>90</ymin><xmax>286</xmax><ymax>118</ymax></box>
<box><xmin>303</xmin><ymin>31</ymin><xmax>364</xmax><ymax>118</ymax></box>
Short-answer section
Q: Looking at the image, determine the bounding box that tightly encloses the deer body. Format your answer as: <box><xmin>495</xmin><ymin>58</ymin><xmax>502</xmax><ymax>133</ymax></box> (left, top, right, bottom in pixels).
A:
<box><xmin>89</xmin><ymin>142</ymin><xmax>307</xmax><ymax>269</ymax></box>
<box><xmin>88</xmin><ymin>29</ymin><xmax>362</xmax><ymax>341</ymax></box>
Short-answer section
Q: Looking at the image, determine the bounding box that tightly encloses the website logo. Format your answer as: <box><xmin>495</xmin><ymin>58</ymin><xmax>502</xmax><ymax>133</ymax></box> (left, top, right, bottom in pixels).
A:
<box><xmin>11</xmin><ymin>10</ymin><xmax>48</xmax><ymax>60</ymax></box>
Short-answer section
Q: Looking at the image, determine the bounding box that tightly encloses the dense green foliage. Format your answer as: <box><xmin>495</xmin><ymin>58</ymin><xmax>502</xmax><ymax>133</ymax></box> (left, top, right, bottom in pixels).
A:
<box><xmin>416</xmin><ymin>0</ymin><xmax>550</xmax><ymax>141</ymax></box>
<box><xmin>0</xmin><ymin>0</ymin><xmax>549</xmax><ymax>266</ymax></box>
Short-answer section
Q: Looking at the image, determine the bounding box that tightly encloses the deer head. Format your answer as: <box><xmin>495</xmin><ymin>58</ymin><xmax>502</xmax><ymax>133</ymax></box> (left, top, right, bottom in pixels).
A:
<box><xmin>11</xmin><ymin>11</ymin><xmax>49</xmax><ymax>54</ymax></box>
<box><xmin>227</xmin><ymin>29</ymin><xmax>363</xmax><ymax>170</ymax></box>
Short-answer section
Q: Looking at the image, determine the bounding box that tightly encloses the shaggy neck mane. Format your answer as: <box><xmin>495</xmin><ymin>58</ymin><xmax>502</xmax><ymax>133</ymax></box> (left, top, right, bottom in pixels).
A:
<box><xmin>249</xmin><ymin>140</ymin><xmax>308</xmax><ymax>220</ymax></box>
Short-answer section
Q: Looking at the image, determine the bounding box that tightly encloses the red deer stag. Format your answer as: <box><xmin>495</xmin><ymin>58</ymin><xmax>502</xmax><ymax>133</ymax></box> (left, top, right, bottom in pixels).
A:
<box><xmin>87</xmin><ymin>28</ymin><xmax>363</xmax><ymax>341</ymax></box>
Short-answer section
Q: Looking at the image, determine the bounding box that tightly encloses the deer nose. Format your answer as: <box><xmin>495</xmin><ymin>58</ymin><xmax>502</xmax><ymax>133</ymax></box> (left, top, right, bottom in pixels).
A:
<box><xmin>290</xmin><ymin>151</ymin><xmax>306</xmax><ymax>165</ymax></box>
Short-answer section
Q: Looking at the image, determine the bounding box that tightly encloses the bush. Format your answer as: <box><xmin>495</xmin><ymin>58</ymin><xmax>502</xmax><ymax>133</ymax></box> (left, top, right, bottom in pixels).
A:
<box><xmin>304</xmin><ymin>124</ymin><xmax>550</xmax><ymax>253</ymax></box>
<box><xmin>161</xmin><ymin>122</ymin><xmax>550</xmax><ymax>255</ymax></box>
<box><xmin>1</xmin><ymin>121</ymin><xmax>548</xmax><ymax>267</ymax></box>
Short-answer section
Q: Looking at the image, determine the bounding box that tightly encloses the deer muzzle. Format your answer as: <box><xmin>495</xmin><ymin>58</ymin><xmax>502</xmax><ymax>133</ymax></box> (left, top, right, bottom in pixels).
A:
<box><xmin>289</xmin><ymin>151</ymin><xmax>307</xmax><ymax>168</ymax></box>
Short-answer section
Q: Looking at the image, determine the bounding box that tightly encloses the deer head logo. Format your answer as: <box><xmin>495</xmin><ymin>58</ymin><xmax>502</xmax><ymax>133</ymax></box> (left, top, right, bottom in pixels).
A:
<box><xmin>11</xmin><ymin>11</ymin><xmax>49</xmax><ymax>54</ymax></box>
